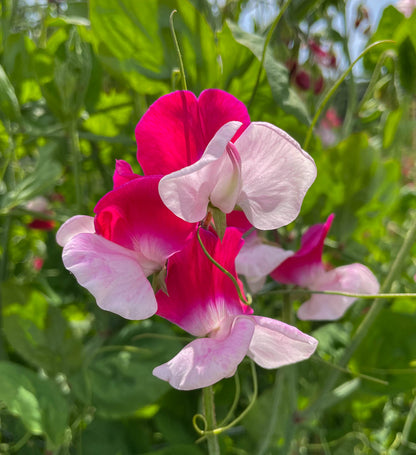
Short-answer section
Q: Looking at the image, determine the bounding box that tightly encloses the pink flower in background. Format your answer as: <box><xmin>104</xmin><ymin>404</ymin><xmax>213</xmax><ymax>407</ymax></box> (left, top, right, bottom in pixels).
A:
<box><xmin>25</xmin><ymin>196</ymin><xmax>55</xmax><ymax>231</ymax></box>
<box><xmin>396</xmin><ymin>0</ymin><xmax>416</xmax><ymax>17</ymax></box>
<box><xmin>153</xmin><ymin>228</ymin><xmax>318</xmax><ymax>390</ymax></box>
<box><xmin>57</xmin><ymin>176</ymin><xmax>195</xmax><ymax>320</ymax></box>
<box><xmin>271</xmin><ymin>214</ymin><xmax>380</xmax><ymax>320</ymax></box>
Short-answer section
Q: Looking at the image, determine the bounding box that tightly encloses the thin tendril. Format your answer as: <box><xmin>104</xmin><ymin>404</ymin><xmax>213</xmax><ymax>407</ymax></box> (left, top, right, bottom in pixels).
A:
<box><xmin>197</xmin><ymin>226</ymin><xmax>249</xmax><ymax>305</ymax></box>
<box><xmin>193</xmin><ymin>360</ymin><xmax>258</xmax><ymax>439</ymax></box>
<box><xmin>268</xmin><ymin>288</ymin><xmax>416</xmax><ymax>299</ymax></box>
<box><xmin>218</xmin><ymin>372</ymin><xmax>241</xmax><ymax>427</ymax></box>
<box><xmin>169</xmin><ymin>10</ymin><xmax>187</xmax><ymax>91</ymax></box>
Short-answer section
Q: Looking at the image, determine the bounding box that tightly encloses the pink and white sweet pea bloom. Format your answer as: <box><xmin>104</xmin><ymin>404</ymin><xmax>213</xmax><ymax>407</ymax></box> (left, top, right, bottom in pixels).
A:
<box><xmin>271</xmin><ymin>214</ymin><xmax>380</xmax><ymax>320</ymax></box>
<box><xmin>135</xmin><ymin>88</ymin><xmax>317</xmax><ymax>231</ymax></box>
<box><xmin>57</xmin><ymin>175</ymin><xmax>195</xmax><ymax>320</ymax></box>
<box><xmin>153</xmin><ymin>227</ymin><xmax>318</xmax><ymax>390</ymax></box>
<box><xmin>158</xmin><ymin>120</ymin><xmax>317</xmax><ymax>230</ymax></box>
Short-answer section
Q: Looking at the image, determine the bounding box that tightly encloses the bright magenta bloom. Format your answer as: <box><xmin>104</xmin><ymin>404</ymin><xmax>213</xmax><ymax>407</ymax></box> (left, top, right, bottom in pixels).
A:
<box><xmin>153</xmin><ymin>228</ymin><xmax>318</xmax><ymax>390</ymax></box>
<box><xmin>57</xmin><ymin>176</ymin><xmax>195</xmax><ymax>320</ymax></box>
<box><xmin>271</xmin><ymin>214</ymin><xmax>380</xmax><ymax>320</ymax></box>
<box><xmin>135</xmin><ymin>89</ymin><xmax>317</xmax><ymax>230</ymax></box>
<box><xmin>136</xmin><ymin>89</ymin><xmax>250</xmax><ymax>175</ymax></box>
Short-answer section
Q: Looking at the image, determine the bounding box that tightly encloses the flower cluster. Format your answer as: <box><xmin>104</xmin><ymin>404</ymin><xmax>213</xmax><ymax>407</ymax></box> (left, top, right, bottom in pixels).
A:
<box><xmin>57</xmin><ymin>89</ymin><xmax>377</xmax><ymax>390</ymax></box>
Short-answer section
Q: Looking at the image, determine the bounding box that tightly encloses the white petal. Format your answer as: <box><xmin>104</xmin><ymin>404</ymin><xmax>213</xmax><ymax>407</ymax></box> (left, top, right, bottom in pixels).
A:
<box><xmin>152</xmin><ymin>316</ymin><xmax>255</xmax><ymax>390</ymax></box>
<box><xmin>236</xmin><ymin>122</ymin><xmax>317</xmax><ymax>230</ymax></box>
<box><xmin>159</xmin><ymin>121</ymin><xmax>242</xmax><ymax>222</ymax></box>
<box><xmin>236</xmin><ymin>234</ymin><xmax>294</xmax><ymax>293</ymax></box>
<box><xmin>56</xmin><ymin>215</ymin><xmax>95</xmax><ymax>247</ymax></box>
<box><xmin>63</xmin><ymin>233</ymin><xmax>157</xmax><ymax>320</ymax></box>
<box><xmin>248</xmin><ymin>315</ymin><xmax>318</xmax><ymax>369</ymax></box>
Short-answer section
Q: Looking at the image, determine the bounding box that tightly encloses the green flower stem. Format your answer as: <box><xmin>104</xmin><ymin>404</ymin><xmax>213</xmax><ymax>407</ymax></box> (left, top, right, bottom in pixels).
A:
<box><xmin>248</xmin><ymin>0</ymin><xmax>293</xmax><ymax>109</ymax></box>
<box><xmin>270</xmin><ymin>289</ymin><xmax>416</xmax><ymax>299</ymax></box>
<box><xmin>68</xmin><ymin>119</ymin><xmax>83</xmax><ymax>213</ymax></box>
<box><xmin>303</xmin><ymin>40</ymin><xmax>395</xmax><ymax>151</ymax></box>
<box><xmin>340</xmin><ymin>1</ymin><xmax>356</xmax><ymax>138</ymax></box>
<box><xmin>202</xmin><ymin>386</ymin><xmax>220</xmax><ymax>455</ymax></box>
<box><xmin>303</xmin><ymin>211</ymin><xmax>416</xmax><ymax>418</ymax></box>
<box><xmin>170</xmin><ymin>10</ymin><xmax>187</xmax><ymax>91</ymax></box>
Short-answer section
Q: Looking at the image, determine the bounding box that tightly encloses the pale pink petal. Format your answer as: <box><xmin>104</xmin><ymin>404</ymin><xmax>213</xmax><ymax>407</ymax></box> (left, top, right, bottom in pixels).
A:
<box><xmin>56</xmin><ymin>215</ymin><xmax>95</xmax><ymax>247</ymax></box>
<box><xmin>247</xmin><ymin>315</ymin><xmax>318</xmax><ymax>369</ymax></box>
<box><xmin>156</xmin><ymin>227</ymin><xmax>251</xmax><ymax>337</ymax></box>
<box><xmin>271</xmin><ymin>214</ymin><xmax>334</xmax><ymax>286</ymax></box>
<box><xmin>113</xmin><ymin>160</ymin><xmax>140</xmax><ymax>188</ymax></box>
<box><xmin>158</xmin><ymin>122</ymin><xmax>242</xmax><ymax>222</ymax></box>
<box><xmin>297</xmin><ymin>263</ymin><xmax>380</xmax><ymax>320</ymax></box>
<box><xmin>152</xmin><ymin>316</ymin><xmax>255</xmax><ymax>390</ymax></box>
<box><xmin>235</xmin><ymin>122</ymin><xmax>317</xmax><ymax>230</ymax></box>
<box><xmin>236</xmin><ymin>233</ymin><xmax>294</xmax><ymax>293</ymax></box>
<box><xmin>62</xmin><ymin>232</ymin><xmax>157</xmax><ymax>320</ymax></box>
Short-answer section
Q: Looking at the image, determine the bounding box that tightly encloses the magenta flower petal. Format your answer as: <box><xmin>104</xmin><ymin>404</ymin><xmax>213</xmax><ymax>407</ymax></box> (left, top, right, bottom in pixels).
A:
<box><xmin>248</xmin><ymin>316</ymin><xmax>318</xmax><ymax>368</ymax></box>
<box><xmin>113</xmin><ymin>160</ymin><xmax>140</xmax><ymax>189</ymax></box>
<box><xmin>158</xmin><ymin>121</ymin><xmax>243</xmax><ymax>222</ymax></box>
<box><xmin>136</xmin><ymin>89</ymin><xmax>250</xmax><ymax>175</ymax></box>
<box><xmin>56</xmin><ymin>215</ymin><xmax>95</xmax><ymax>247</ymax></box>
<box><xmin>235</xmin><ymin>122</ymin><xmax>317</xmax><ymax>230</ymax></box>
<box><xmin>156</xmin><ymin>227</ymin><xmax>251</xmax><ymax>337</ymax></box>
<box><xmin>236</xmin><ymin>233</ymin><xmax>294</xmax><ymax>293</ymax></box>
<box><xmin>297</xmin><ymin>263</ymin><xmax>380</xmax><ymax>320</ymax></box>
<box><xmin>62</xmin><ymin>233</ymin><xmax>157</xmax><ymax>320</ymax></box>
<box><xmin>152</xmin><ymin>316</ymin><xmax>255</xmax><ymax>390</ymax></box>
<box><xmin>271</xmin><ymin>214</ymin><xmax>335</xmax><ymax>286</ymax></box>
<box><xmin>94</xmin><ymin>175</ymin><xmax>196</xmax><ymax>271</ymax></box>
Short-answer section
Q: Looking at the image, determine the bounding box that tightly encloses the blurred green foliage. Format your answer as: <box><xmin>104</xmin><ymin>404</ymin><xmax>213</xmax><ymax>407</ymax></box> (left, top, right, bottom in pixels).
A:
<box><xmin>1</xmin><ymin>0</ymin><xmax>416</xmax><ymax>453</ymax></box>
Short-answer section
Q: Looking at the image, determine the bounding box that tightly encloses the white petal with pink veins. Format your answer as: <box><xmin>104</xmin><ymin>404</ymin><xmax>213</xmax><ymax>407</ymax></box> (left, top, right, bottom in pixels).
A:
<box><xmin>63</xmin><ymin>232</ymin><xmax>157</xmax><ymax>320</ymax></box>
<box><xmin>248</xmin><ymin>315</ymin><xmax>318</xmax><ymax>368</ymax></box>
<box><xmin>235</xmin><ymin>122</ymin><xmax>317</xmax><ymax>230</ymax></box>
<box><xmin>56</xmin><ymin>215</ymin><xmax>95</xmax><ymax>247</ymax></box>
<box><xmin>152</xmin><ymin>316</ymin><xmax>255</xmax><ymax>390</ymax></box>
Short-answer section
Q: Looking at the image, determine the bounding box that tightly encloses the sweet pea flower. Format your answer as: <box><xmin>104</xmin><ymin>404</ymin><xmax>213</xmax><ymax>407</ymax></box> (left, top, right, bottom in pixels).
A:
<box><xmin>57</xmin><ymin>175</ymin><xmax>195</xmax><ymax>320</ymax></box>
<box><xmin>271</xmin><ymin>214</ymin><xmax>380</xmax><ymax>320</ymax></box>
<box><xmin>235</xmin><ymin>232</ymin><xmax>294</xmax><ymax>293</ymax></box>
<box><xmin>153</xmin><ymin>227</ymin><xmax>318</xmax><ymax>390</ymax></box>
<box><xmin>135</xmin><ymin>89</ymin><xmax>317</xmax><ymax>231</ymax></box>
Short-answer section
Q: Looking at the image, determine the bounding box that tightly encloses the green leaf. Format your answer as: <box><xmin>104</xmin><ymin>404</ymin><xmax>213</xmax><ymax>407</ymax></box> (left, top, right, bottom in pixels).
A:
<box><xmin>398</xmin><ymin>37</ymin><xmax>416</xmax><ymax>94</ymax></box>
<box><xmin>383</xmin><ymin>108</ymin><xmax>403</xmax><ymax>148</ymax></box>
<box><xmin>75</xmin><ymin>324</ymin><xmax>184</xmax><ymax>418</ymax></box>
<box><xmin>1</xmin><ymin>142</ymin><xmax>62</xmax><ymax>212</ymax></box>
<box><xmin>0</xmin><ymin>361</ymin><xmax>69</xmax><ymax>448</ymax></box>
<box><xmin>89</xmin><ymin>0</ymin><xmax>217</xmax><ymax>94</ymax></box>
<box><xmin>0</xmin><ymin>63</ymin><xmax>21</xmax><ymax>124</ymax></box>
<box><xmin>226</xmin><ymin>21</ymin><xmax>310</xmax><ymax>124</ymax></box>
<box><xmin>2</xmin><ymin>283</ymin><xmax>83</xmax><ymax>375</ymax></box>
